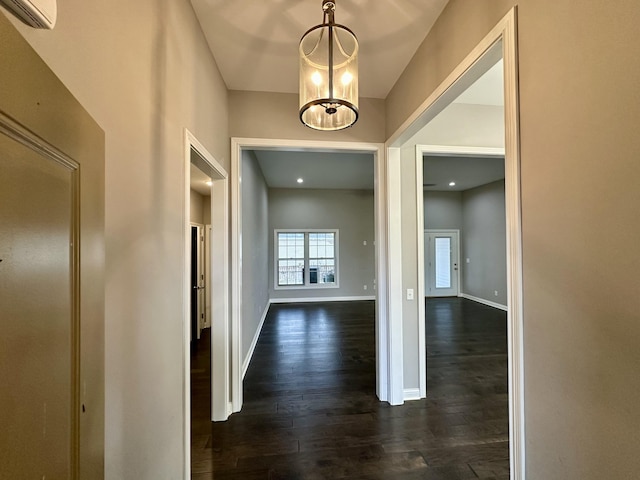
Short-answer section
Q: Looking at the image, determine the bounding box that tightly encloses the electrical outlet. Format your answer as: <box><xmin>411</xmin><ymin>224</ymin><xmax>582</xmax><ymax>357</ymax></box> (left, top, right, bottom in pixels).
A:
<box><xmin>364</xmin><ymin>285</ymin><xmax>367</xmax><ymax>290</ymax></box>
<box><xmin>494</xmin><ymin>290</ymin><xmax>498</xmax><ymax>296</ymax></box>
<box><xmin>407</xmin><ymin>288</ymin><xmax>414</xmax><ymax>300</ymax></box>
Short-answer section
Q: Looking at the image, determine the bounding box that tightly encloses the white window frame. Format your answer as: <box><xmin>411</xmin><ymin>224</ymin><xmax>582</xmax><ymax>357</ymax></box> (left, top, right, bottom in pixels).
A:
<box><xmin>274</xmin><ymin>229</ymin><xmax>339</xmax><ymax>290</ymax></box>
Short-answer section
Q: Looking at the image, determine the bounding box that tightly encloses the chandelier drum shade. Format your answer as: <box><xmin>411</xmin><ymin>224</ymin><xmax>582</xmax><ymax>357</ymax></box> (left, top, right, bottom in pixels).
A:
<box><xmin>299</xmin><ymin>0</ymin><xmax>359</xmax><ymax>131</ymax></box>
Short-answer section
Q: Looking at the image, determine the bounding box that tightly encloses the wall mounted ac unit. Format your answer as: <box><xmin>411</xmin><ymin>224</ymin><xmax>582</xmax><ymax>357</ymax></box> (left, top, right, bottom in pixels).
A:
<box><xmin>0</xmin><ymin>0</ymin><xmax>56</xmax><ymax>29</ymax></box>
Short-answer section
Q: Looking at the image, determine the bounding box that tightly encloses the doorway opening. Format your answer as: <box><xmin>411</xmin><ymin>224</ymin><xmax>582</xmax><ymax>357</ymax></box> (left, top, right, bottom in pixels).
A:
<box><xmin>385</xmin><ymin>8</ymin><xmax>523</xmax><ymax>479</ymax></box>
<box><xmin>231</xmin><ymin>138</ymin><xmax>395</xmax><ymax>411</ymax></box>
<box><xmin>183</xmin><ymin>129</ymin><xmax>229</xmax><ymax>479</ymax></box>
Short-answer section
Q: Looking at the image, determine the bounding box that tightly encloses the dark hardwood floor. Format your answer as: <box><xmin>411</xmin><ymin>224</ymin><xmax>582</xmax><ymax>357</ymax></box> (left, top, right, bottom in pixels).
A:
<box><xmin>191</xmin><ymin>298</ymin><xmax>509</xmax><ymax>479</ymax></box>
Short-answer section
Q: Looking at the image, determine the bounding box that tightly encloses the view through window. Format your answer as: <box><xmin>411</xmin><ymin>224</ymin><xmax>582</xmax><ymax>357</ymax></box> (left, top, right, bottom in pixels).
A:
<box><xmin>276</xmin><ymin>230</ymin><xmax>337</xmax><ymax>287</ymax></box>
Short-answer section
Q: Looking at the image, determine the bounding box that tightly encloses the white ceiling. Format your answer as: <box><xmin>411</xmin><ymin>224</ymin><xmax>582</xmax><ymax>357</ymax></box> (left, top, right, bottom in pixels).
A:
<box><xmin>189</xmin><ymin>0</ymin><xmax>450</xmax><ymax>99</ymax></box>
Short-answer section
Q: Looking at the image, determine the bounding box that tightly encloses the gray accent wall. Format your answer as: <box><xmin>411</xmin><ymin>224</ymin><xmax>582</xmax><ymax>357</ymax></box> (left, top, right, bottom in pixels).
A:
<box><xmin>241</xmin><ymin>150</ymin><xmax>270</xmax><ymax>362</ymax></box>
<box><xmin>461</xmin><ymin>180</ymin><xmax>507</xmax><ymax>305</ymax></box>
<box><xmin>424</xmin><ymin>191</ymin><xmax>463</xmax><ymax>230</ymax></box>
<box><xmin>268</xmin><ymin>188</ymin><xmax>375</xmax><ymax>300</ymax></box>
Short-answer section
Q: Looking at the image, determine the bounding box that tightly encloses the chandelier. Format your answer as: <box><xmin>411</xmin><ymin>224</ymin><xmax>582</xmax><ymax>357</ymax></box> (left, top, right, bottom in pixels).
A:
<box><xmin>299</xmin><ymin>0</ymin><xmax>359</xmax><ymax>131</ymax></box>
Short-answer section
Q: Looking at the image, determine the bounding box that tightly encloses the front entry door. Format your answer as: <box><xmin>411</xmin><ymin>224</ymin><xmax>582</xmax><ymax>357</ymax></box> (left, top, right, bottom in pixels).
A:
<box><xmin>425</xmin><ymin>230</ymin><xmax>459</xmax><ymax>297</ymax></box>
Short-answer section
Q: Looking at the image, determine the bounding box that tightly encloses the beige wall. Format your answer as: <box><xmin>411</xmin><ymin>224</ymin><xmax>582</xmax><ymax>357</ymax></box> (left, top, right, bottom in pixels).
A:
<box><xmin>4</xmin><ymin>0</ymin><xmax>229</xmax><ymax>478</ymax></box>
<box><xmin>190</xmin><ymin>189</ymin><xmax>204</xmax><ymax>224</ymax></box>
<box><xmin>203</xmin><ymin>196</ymin><xmax>211</xmax><ymax>225</ymax></box>
<box><xmin>387</xmin><ymin>0</ymin><xmax>640</xmax><ymax>477</ymax></box>
<box><xmin>229</xmin><ymin>90</ymin><xmax>386</xmax><ymax>143</ymax></box>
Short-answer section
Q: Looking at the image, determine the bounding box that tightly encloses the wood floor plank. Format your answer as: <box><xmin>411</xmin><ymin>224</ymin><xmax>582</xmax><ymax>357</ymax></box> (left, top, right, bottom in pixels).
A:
<box><xmin>190</xmin><ymin>298</ymin><xmax>509</xmax><ymax>478</ymax></box>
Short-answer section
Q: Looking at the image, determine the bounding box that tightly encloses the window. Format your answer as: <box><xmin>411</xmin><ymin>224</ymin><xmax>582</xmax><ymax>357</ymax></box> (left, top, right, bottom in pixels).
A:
<box><xmin>277</xmin><ymin>232</ymin><xmax>305</xmax><ymax>286</ymax></box>
<box><xmin>275</xmin><ymin>230</ymin><xmax>338</xmax><ymax>288</ymax></box>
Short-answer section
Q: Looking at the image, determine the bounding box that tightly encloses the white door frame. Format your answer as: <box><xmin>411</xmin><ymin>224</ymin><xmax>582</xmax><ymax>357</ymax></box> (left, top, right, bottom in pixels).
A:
<box><xmin>423</xmin><ymin>229</ymin><xmax>461</xmax><ymax>297</ymax></box>
<box><xmin>386</xmin><ymin>8</ymin><xmax>525</xmax><ymax>480</ymax></box>
<box><xmin>183</xmin><ymin>129</ymin><xmax>230</xmax><ymax>479</ymax></box>
<box><xmin>230</xmin><ymin>137</ymin><xmax>401</xmax><ymax>411</ymax></box>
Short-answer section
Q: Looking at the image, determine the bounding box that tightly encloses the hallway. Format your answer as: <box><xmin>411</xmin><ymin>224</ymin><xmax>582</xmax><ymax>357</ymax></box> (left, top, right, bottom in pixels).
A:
<box><xmin>191</xmin><ymin>299</ymin><xmax>509</xmax><ymax>479</ymax></box>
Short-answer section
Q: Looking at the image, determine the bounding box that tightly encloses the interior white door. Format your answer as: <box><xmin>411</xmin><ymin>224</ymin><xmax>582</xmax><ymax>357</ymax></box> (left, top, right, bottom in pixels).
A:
<box><xmin>424</xmin><ymin>231</ymin><xmax>459</xmax><ymax>297</ymax></box>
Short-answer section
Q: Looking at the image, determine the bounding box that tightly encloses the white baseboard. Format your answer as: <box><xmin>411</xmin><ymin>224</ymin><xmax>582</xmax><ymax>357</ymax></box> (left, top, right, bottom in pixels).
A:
<box><xmin>459</xmin><ymin>293</ymin><xmax>508</xmax><ymax>311</ymax></box>
<box><xmin>270</xmin><ymin>295</ymin><xmax>375</xmax><ymax>304</ymax></box>
<box><xmin>242</xmin><ymin>301</ymin><xmax>270</xmax><ymax>379</ymax></box>
<box><xmin>403</xmin><ymin>388</ymin><xmax>422</xmax><ymax>401</ymax></box>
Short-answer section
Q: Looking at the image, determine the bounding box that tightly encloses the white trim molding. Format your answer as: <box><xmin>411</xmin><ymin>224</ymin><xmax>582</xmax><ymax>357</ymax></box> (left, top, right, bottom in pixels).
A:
<box><xmin>384</xmin><ymin>146</ymin><xmax>405</xmax><ymax>406</ymax></box>
<box><xmin>403</xmin><ymin>388</ymin><xmax>422</xmax><ymax>401</ymax></box>
<box><xmin>183</xmin><ymin>129</ymin><xmax>230</xmax><ymax>479</ymax></box>
<box><xmin>459</xmin><ymin>293</ymin><xmax>508</xmax><ymax>312</ymax></box>
<box><xmin>502</xmin><ymin>10</ymin><xmax>527</xmax><ymax>480</ymax></box>
<box><xmin>415</xmin><ymin>147</ymin><xmax>426</xmax><ymax>400</ymax></box>
<box><xmin>385</xmin><ymin>8</ymin><xmax>525</xmax><ymax>480</ymax></box>
<box><xmin>416</xmin><ymin>145</ymin><xmax>504</xmax><ymax>157</ymax></box>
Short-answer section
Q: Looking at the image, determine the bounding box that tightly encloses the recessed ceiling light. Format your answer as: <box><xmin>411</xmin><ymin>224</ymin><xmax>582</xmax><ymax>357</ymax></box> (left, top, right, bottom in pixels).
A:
<box><xmin>297</xmin><ymin>178</ymin><xmax>304</xmax><ymax>184</ymax></box>
<box><xmin>449</xmin><ymin>182</ymin><xmax>456</xmax><ymax>187</ymax></box>
<box><xmin>206</xmin><ymin>181</ymin><xmax>213</xmax><ymax>186</ymax></box>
